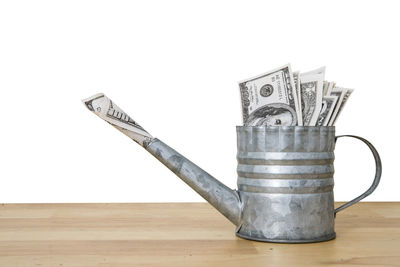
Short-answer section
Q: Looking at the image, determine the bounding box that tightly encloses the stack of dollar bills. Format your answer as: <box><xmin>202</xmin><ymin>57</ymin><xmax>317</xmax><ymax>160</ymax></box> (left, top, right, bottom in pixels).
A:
<box><xmin>239</xmin><ymin>64</ymin><xmax>352</xmax><ymax>126</ymax></box>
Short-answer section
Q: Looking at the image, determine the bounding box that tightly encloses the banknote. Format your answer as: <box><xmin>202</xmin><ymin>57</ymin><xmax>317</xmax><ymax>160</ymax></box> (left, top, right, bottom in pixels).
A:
<box><xmin>299</xmin><ymin>72</ymin><xmax>324</xmax><ymax>126</ymax></box>
<box><xmin>239</xmin><ymin>64</ymin><xmax>300</xmax><ymax>126</ymax></box>
<box><xmin>323</xmin><ymin>81</ymin><xmax>329</xmax><ymax>96</ymax></box>
<box><xmin>327</xmin><ymin>88</ymin><xmax>350</xmax><ymax>126</ymax></box>
<box><xmin>82</xmin><ymin>93</ymin><xmax>153</xmax><ymax>146</ymax></box>
<box><xmin>293</xmin><ymin>71</ymin><xmax>303</xmax><ymax>125</ymax></box>
<box><xmin>329</xmin><ymin>88</ymin><xmax>353</xmax><ymax>125</ymax></box>
<box><xmin>316</xmin><ymin>95</ymin><xmax>338</xmax><ymax>126</ymax></box>
<box><xmin>325</xmin><ymin>81</ymin><xmax>336</xmax><ymax>96</ymax></box>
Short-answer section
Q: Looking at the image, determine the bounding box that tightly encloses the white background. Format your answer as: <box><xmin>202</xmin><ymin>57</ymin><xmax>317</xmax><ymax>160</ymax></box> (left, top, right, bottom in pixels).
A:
<box><xmin>0</xmin><ymin>0</ymin><xmax>398</xmax><ymax>202</ymax></box>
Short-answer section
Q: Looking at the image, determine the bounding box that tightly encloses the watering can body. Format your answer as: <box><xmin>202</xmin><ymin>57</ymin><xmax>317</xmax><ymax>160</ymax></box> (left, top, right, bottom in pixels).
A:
<box><xmin>235</xmin><ymin>126</ymin><xmax>335</xmax><ymax>242</ymax></box>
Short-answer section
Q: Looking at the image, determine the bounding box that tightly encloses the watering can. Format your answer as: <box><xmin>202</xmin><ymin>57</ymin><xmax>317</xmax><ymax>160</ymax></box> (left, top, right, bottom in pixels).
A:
<box><xmin>83</xmin><ymin>93</ymin><xmax>382</xmax><ymax>243</ymax></box>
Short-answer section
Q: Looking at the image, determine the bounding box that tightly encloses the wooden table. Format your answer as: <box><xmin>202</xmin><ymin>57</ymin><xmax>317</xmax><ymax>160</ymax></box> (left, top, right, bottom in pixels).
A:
<box><xmin>0</xmin><ymin>203</ymin><xmax>399</xmax><ymax>266</ymax></box>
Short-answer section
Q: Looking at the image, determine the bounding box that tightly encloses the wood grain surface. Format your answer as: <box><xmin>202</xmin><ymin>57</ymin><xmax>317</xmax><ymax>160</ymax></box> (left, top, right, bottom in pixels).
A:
<box><xmin>0</xmin><ymin>202</ymin><xmax>399</xmax><ymax>266</ymax></box>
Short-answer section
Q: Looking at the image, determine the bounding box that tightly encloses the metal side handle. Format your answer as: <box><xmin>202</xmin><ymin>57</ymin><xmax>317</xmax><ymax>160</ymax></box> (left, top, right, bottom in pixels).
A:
<box><xmin>334</xmin><ymin>135</ymin><xmax>382</xmax><ymax>215</ymax></box>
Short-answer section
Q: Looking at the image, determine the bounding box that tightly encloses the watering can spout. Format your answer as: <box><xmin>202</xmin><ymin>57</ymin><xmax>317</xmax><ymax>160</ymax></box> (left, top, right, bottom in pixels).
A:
<box><xmin>82</xmin><ymin>93</ymin><xmax>242</xmax><ymax>226</ymax></box>
<box><xmin>146</xmin><ymin>139</ymin><xmax>241</xmax><ymax>226</ymax></box>
<box><xmin>145</xmin><ymin>138</ymin><xmax>242</xmax><ymax>225</ymax></box>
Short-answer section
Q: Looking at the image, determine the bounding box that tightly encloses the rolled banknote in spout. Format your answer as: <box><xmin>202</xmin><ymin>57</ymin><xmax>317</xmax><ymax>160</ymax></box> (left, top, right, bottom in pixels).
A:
<box><xmin>82</xmin><ymin>93</ymin><xmax>153</xmax><ymax>147</ymax></box>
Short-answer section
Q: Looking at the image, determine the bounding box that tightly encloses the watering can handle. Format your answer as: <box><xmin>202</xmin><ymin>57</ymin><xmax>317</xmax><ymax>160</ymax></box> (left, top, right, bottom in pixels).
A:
<box><xmin>334</xmin><ymin>135</ymin><xmax>382</xmax><ymax>215</ymax></box>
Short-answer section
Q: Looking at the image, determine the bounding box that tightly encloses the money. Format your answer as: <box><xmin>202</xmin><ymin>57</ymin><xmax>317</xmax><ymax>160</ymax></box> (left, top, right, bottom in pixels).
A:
<box><xmin>299</xmin><ymin>72</ymin><xmax>324</xmax><ymax>126</ymax></box>
<box><xmin>82</xmin><ymin>93</ymin><xmax>153</xmax><ymax>146</ymax></box>
<box><xmin>329</xmin><ymin>88</ymin><xmax>353</xmax><ymax>126</ymax></box>
<box><xmin>326</xmin><ymin>88</ymin><xmax>346</xmax><ymax>126</ymax></box>
<box><xmin>316</xmin><ymin>95</ymin><xmax>338</xmax><ymax>126</ymax></box>
<box><xmin>293</xmin><ymin>71</ymin><xmax>303</xmax><ymax>125</ymax></box>
<box><xmin>240</xmin><ymin>64</ymin><xmax>353</xmax><ymax>127</ymax></box>
<box><xmin>323</xmin><ymin>81</ymin><xmax>329</xmax><ymax>96</ymax></box>
<box><xmin>239</xmin><ymin>64</ymin><xmax>300</xmax><ymax>126</ymax></box>
<box><xmin>325</xmin><ymin>81</ymin><xmax>336</xmax><ymax>96</ymax></box>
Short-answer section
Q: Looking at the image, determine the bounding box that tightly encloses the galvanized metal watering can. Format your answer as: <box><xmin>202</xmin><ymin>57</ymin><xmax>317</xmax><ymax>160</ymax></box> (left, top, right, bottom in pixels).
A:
<box><xmin>84</xmin><ymin>94</ymin><xmax>382</xmax><ymax>243</ymax></box>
